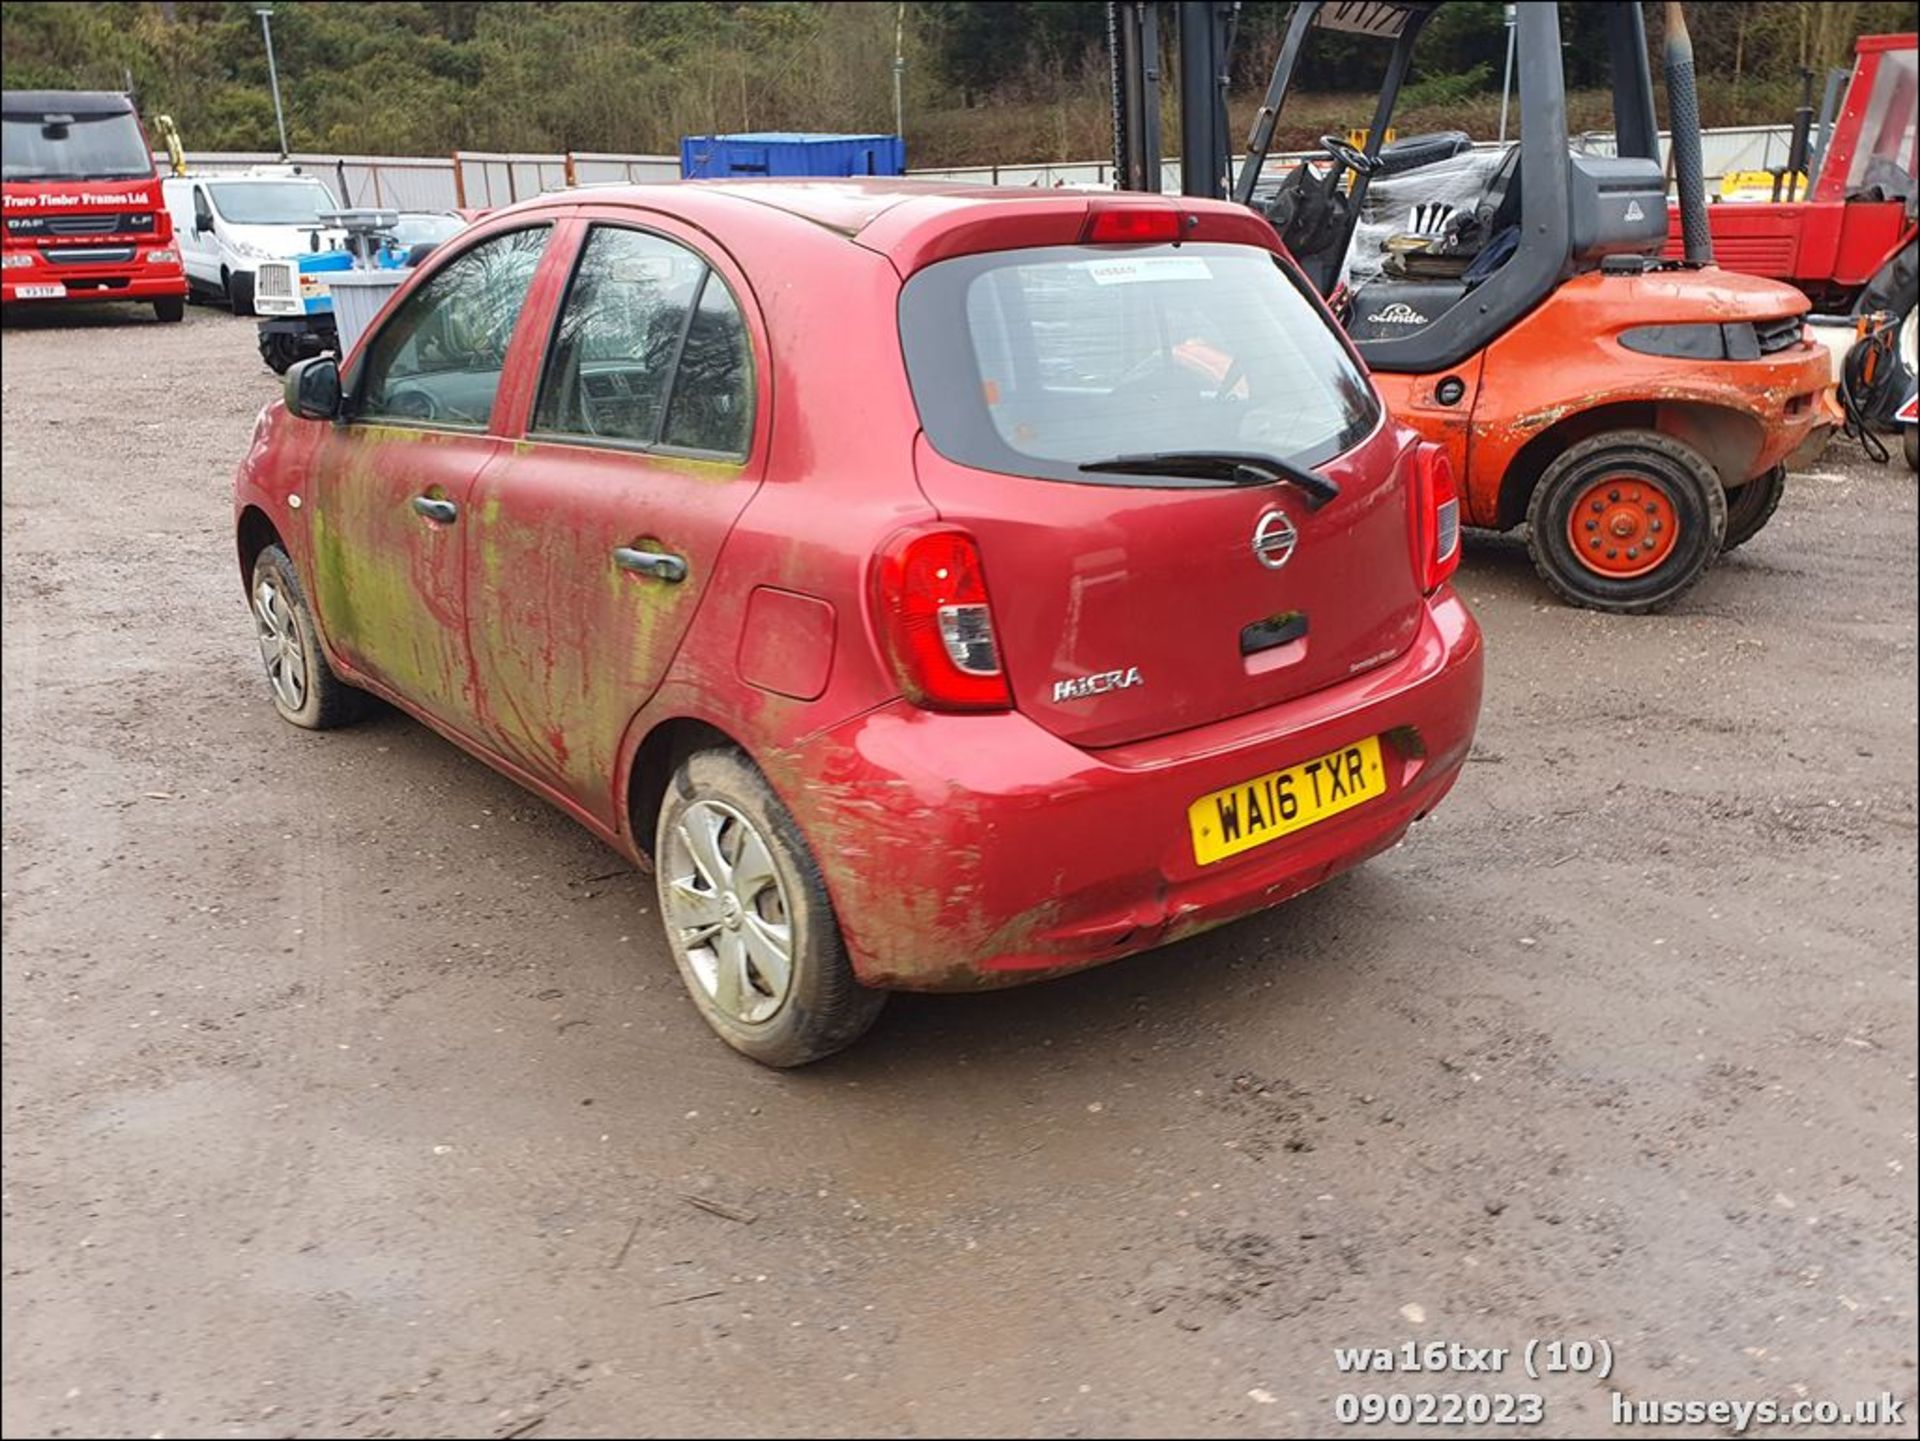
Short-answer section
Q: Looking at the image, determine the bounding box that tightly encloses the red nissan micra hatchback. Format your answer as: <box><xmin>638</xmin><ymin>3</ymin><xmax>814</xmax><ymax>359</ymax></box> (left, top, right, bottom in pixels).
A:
<box><xmin>234</xmin><ymin>180</ymin><xmax>1484</xmax><ymax>1065</ymax></box>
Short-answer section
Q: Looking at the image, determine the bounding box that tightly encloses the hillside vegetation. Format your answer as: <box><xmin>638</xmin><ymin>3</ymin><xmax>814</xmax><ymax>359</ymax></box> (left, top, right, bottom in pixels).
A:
<box><xmin>2</xmin><ymin>1</ymin><xmax>1910</xmax><ymax>166</ymax></box>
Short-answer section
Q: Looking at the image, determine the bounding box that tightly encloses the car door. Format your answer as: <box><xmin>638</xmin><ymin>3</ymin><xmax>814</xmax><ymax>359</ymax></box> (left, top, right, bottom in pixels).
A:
<box><xmin>303</xmin><ymin>222</ymin><xmax>556</xmax><ymax>734</ymax></box>
<box><xmin>462</xmin><ymin>216</ymin><xmax>767</xmax><ymax>823</ymax></box>
<box><xmin>186</xmin><ymin>183</ymin><xmax>217</xmax><ymax>287</ymax></box>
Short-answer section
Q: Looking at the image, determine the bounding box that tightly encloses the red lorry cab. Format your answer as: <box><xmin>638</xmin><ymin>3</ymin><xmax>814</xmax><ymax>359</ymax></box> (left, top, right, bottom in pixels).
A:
<box><xmin>2</xmin><ymin>89</ymin><xmax>188</xmax><ymax>321</ymax></box>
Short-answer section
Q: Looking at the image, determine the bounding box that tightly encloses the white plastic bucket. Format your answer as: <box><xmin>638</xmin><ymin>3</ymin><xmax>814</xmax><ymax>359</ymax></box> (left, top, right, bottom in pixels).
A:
<box><xmin>326</xmin><ymin>268</ymin><xmax>409</xmax><ymax>359</ymax></box>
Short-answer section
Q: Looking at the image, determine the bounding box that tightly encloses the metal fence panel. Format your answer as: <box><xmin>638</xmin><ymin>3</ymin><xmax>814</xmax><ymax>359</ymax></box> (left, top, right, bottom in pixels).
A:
<box><xmin>571</xmin><ymin>153</ymin><xmax>680</xmax><ymax>186</ymax></box>
<box><xmin>159</xmin><ymin>151</ymin><xmax>463</xmax><ymax>210</ymax></box>
<box><xmin>160</xmin><ymin>126</ymin><xmax>1791</xmax><ymax>210</ymax></box>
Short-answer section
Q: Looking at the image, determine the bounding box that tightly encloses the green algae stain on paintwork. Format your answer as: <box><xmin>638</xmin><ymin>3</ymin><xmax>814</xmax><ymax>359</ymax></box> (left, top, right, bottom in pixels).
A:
<box><xmin>651</xmin><ymin>454</ymin><xmax>746</xmax><ymax>485</ymax></box>
<box><xmin>465</xmin><ymin>498</ymin><xmax>699</xmax><ymax>811</ymax></box>
<box><xmin>306</xmin><ymin>434</ymin><xmax>469</xmax><ymax>709</ymax></box>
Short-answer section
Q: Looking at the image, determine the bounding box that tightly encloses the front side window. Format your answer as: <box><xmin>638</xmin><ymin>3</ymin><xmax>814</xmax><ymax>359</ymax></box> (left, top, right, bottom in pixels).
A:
<box><xmin>901</xmin><ymin>243</ymin><xmax>1378</xmax><ymax>485</ymax></box>
<box><xmin>533</xmin><ymin>225</ymin><xmax>754</xmax><ymax>456</ymax></box>
<box><xmin>356</xmin><ymin>225</ymin><xmax>551</xmax><ymax>430</ymax></box>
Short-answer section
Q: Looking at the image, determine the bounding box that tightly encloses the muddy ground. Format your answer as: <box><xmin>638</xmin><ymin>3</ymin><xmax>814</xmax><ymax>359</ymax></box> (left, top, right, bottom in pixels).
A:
<box><xmin>2</xmin><ymin>304</ymin><xmax>1916</xmax><ymax>1439</ymax></box>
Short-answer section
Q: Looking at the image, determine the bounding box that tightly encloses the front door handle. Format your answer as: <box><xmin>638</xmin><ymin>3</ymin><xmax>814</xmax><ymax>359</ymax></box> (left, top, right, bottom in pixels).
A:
<box><xmin>411</xmin><ymin>495</ymin><xmax>459</xmax><ymax>524</ymax></box>
<box><xmin>612</xmin><ymin>547</ymin><xmax>688</xmax><ymax>584</ymax></box>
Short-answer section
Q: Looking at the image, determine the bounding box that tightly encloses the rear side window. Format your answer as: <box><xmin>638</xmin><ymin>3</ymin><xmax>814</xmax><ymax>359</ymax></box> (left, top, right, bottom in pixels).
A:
<box><xmin>901</xmin><ymin>243</ymin><xmax>1378</xmax><ymax>484</ymax></box>
<box><xmin>533</xmin><ymin>224</ymin><xmax>754</xmax><ymax>457</ymax></box>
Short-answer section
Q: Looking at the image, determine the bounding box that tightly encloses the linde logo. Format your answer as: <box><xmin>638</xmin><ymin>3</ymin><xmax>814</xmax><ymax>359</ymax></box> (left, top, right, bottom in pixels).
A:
<box><xmin>1052</xmin><ymin>668</ymin><xmax>1144</xmax><ymax>703</ymax></box>
<box><xmin>1624</xmin><ymin>199</ymin><xmax>1646</xmax><ymax>222</ymax></box>
<box><xmin>1369</xmin><ymin>301</ymin><xmax>1428</xmax><ymax>325</ymax></box>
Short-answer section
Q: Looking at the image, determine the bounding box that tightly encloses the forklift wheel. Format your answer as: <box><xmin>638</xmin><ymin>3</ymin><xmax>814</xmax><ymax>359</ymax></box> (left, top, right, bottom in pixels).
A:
<box><xmin>1721</xmin><ymin>465</ymin><xmax>1787</xmax><ymax>553</ymax></box>
<box><xmin>1526</xmin><ymin>429</ymin><xmax>1727</xmax><ymax>614</ymax></box>
<box><xmin>259</xmin><ymin>332</ymin><xmax>305</xmax><ymax>375</ymax></box>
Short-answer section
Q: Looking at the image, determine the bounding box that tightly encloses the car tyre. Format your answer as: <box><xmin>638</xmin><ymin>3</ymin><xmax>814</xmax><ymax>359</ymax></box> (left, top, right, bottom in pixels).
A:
<box><xmin>250</xmin><ymin>545</ymin><xmax>369</xmax><ymax>730</ymax></box>
<box><xmin>153</xmin><ymin>295</ymin><xmax>185</xmax><ymax>323</ymax></box>
<box><xmin>1526</xmin><ymin>428</ymin><xmax>1727</xmax><ymax>614</ymax></box>
<box><xmin>225</xmin><ymin>267</ymin><xmax>255</xmax><ymax>317</ymax></box>
<box><xmin>1720</xmin><ymin>464</ymin><xmax>1787</xmax><ymax>552</ymax></box>
<box><xmin>655</xmin><ymin>748</ymin><xmax>885</xmax><ymax>1066</ymax></box>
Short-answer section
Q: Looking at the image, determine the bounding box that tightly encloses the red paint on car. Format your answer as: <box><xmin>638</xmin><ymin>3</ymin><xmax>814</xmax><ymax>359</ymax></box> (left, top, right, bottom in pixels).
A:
<box><xmin>234</xmin><ymin>179</ymin><xmax>1483</xmax><ymax>1058</ymax></box>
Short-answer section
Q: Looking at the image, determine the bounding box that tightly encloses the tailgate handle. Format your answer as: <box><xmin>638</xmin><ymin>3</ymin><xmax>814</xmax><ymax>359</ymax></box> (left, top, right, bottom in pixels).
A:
<box><xmin>1241</xmin><ymin>611</ymin><xmax>1309</xmax><ymax>656</ymax></box>
<box><xmin>613</xmin><ymin>546</ymin><xmax>688</xmax><ymax>584</ymax></box>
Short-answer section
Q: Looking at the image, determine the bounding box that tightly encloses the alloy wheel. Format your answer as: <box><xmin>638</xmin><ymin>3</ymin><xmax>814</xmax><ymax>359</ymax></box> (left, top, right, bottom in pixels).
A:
<box><xmin>252</xmin><ymin>573</ymin><xmax>308</xmax><ymax>712</ymax></box>
<box><xmin>662</xmin><ymin>799</ymin><xmax>795</xmax><ymax>1026</ymax></box>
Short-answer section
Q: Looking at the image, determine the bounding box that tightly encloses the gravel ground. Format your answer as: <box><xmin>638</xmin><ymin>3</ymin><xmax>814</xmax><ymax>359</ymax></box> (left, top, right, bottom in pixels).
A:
<box><xmin>3</xmin><ymin>302</ymin><xmax>1916</xmax><ymax>1440</ymax></box>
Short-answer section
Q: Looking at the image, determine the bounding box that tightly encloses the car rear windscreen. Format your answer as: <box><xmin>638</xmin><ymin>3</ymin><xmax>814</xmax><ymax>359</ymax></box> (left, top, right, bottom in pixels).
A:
<box><xmin>900</xmin><ymin>242</ymin><xmax>1379</xmax><ymax>485</ymax></box>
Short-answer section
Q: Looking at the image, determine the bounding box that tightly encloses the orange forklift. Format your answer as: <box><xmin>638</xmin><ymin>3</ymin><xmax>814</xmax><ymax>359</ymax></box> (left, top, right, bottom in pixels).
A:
<box><xmin>1119</xmin><ymin>0</ymin><xmax>1835</xmax><ymax>612</ymax></box>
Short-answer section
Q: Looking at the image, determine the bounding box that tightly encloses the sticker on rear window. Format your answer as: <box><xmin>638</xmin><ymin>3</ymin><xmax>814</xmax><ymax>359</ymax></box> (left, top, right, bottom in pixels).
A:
<box><xmin>1078</xmin><ymin>256</ymin><xmax>1213</xmax><ymax>286</ymax></box>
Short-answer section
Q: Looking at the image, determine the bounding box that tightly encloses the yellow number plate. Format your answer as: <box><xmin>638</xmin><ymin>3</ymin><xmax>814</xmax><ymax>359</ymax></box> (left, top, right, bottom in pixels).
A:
<box><xmin>1188</xmin><ymin>735</ymin><xmax>1387</xmax><ymax>866</ymax></box>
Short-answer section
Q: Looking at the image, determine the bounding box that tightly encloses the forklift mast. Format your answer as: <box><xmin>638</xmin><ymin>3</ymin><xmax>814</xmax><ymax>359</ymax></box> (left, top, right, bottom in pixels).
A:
<box><xmin>1111</xmin><ymin>3</ymin><xmax>1678</xmax><ymax>238</ymax></box>
<box><xmin>1109</xmin><ymin>1</ymin><xmax>1699</xmax><ymax>378</ymax></box>
<box><xmin>1230</xmin><ymin>4</ymin><xmax>1662</xmax><ymax>216</ymax></box>
<box><xmin>1110</xmin><ymin>0</ymin><xmax>1239</xmax><ymax>198</ymax></box>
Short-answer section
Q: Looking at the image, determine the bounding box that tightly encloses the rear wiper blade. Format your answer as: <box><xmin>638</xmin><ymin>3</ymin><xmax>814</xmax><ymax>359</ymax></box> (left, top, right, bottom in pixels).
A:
<box><xmin>1078</xmin><ymin>450</ymin><xmax>1341</xmax><ymax>510</ymax></box>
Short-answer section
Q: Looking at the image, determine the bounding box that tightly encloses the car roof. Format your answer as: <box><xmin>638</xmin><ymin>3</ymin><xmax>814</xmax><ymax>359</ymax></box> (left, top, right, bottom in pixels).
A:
<box><xmin>670</xmin><ymin>178</ymin><xmax>1088</xmax><ymax>237</ymax></box>
<box><xmin>492</xmin><ymin>177</ymin><xmax>1281</xmax><ymax>274</ymax></box>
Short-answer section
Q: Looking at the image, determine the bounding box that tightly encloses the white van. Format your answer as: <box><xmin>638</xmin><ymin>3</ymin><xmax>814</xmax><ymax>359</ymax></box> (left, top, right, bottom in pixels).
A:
<box><xmin>160</xmin><ymin>168</ymin><xmax>339</xmax><ymax>315</ymax></box>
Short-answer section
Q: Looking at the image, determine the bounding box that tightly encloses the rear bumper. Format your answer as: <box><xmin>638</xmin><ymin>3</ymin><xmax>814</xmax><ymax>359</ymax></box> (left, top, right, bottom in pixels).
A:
<box><xmin>1745</xmin><ymin>341</ymin><xmax>1837</xmax><ymax>478</ymax></box>
<box><xmin>788</xmin><ymin>590</ymin><xmax>1484</xmax><ymax>991</ymax></box>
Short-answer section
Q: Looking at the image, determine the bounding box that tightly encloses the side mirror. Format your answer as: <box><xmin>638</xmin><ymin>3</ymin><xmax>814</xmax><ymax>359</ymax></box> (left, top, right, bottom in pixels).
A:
<box><xmin>194</xmin><ymin>212</ymin><xmax>214</xmax><ymax>234</ymax></box>
<box><xmin>284</xmin><ymin>356</ymin><xmax>342</xmax><ymax>421</ymax></box>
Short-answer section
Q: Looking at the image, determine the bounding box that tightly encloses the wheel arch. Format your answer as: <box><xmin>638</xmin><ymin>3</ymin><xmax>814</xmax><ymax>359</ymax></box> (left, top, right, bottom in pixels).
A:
<box><xmin>1494</xmin><ymin>399</ymin><xmax>1763</xmax><ymax>530</ymax></box>
<box><xmin>236</xmin><ymin>505</ymin><xmax>284</xmax><ymax>598</ymax></box>
<box><xmin>623</xmin><ymin>715</ymin><xmax>749</xmax><ymax>861</ymax></box>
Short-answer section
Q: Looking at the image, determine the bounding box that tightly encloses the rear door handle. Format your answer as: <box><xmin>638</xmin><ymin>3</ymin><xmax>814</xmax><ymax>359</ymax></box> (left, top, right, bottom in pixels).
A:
<box><xmin>613</xmin><ymin>547</ymin><xmax>688</xmax><ymax>584</ymax></box>
<box><xmin>411</xmin><ymin>496</ymin><xmax>458</xmax><ymax>524</ymax></box>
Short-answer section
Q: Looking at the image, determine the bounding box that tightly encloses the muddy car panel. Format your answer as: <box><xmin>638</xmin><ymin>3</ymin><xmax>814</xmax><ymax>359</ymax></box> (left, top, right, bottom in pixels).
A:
<box><xmin>234</xmin><ymin>180</ymin><xmax>1485</xmax><ymax>992</ymax></box>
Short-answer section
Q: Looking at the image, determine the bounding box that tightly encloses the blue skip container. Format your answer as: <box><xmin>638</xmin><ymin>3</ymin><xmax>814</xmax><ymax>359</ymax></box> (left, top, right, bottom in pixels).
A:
<box><xmin>679</xmin><ymin>132</ymin><xmax>906</xmax><ymax>180</ymax></box>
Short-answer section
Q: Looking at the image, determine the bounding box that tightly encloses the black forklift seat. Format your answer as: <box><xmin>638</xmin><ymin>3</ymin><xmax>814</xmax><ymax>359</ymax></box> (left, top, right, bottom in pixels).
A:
<box><xmin>1375</xmin><ymin>130</ymin><xmax>1473</xmax><ymax>176</ymax></box>
<box><xmin>1345</xmin><ymin>144</ymin><xmax>1523</xmax><ymax>342</ymax></box>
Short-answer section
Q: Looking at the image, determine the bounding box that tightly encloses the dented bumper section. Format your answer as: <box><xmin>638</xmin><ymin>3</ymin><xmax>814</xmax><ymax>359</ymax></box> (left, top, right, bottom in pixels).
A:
<box><xmin>789</xmin><ymin>591</ymin><xmax>1484</xmax><ymax>991</ymax></box>
<box><xmin>1741</xmin><ymin>342</ymin><xmax>1838</xmax><ymax>477</ymax></box>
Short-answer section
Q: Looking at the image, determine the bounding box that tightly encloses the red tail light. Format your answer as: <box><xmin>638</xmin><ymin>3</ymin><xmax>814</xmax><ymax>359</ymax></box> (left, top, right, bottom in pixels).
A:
<box><xmin>1083</xmin><ymin>205</ymin><xmax>1184</xmax><ymax>244</ymax></box>
<box><xmin>1412</xmin><ymin>442</ymin><xmax>1461</xmax><ymax>593</ymax></box>
<box><xmin>871</xmin><ymin>526</ymin><xmax>1012</xmax><ymax>711</ymax></box>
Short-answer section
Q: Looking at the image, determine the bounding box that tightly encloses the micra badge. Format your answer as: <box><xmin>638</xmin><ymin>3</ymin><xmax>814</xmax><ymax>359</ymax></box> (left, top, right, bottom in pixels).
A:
<box><xmin>1053</xmin><ymin>668</ymin><xmax>1144</xmax><ymax>703</ymax></box>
